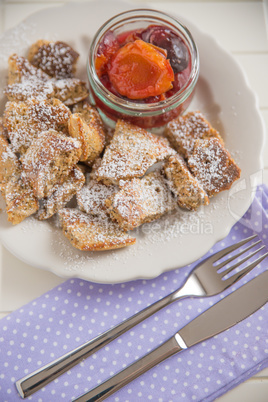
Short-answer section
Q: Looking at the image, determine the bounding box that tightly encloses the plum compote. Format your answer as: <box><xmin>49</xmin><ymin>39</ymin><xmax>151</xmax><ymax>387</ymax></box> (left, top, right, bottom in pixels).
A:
<box><xmin>88</xmin><ymin>10</ymin><xmax>199</xmax><ymax>128</ymax></box>
<box><xmin>95</xmin><ymin>24</ymin><xmax>191</xmax><ymax>103</ymax></box>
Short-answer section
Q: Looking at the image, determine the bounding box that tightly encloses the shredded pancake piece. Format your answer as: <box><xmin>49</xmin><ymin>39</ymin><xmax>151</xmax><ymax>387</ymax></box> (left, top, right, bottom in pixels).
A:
<box><xmin>0</xmin><ymin>117</ymin><xmax>9</xmax><ymax>141</ymax></box>
<box><xmin>68</xmin><ymin>110</ymin><xmax>105</xmax><ymax>165</ymax></box>
<box><xmin>37</xmin><ymin>165</ymin><xmax>85</xmax><ymax>220</ymax></box>
<box><xmin>163</xmin><ymin>154</ymin><xmax>209</xmax><ymax>211</ymax></box>
<box><xmin>21</xmin><ymin>129</ymin><xmax>82</xmax><ymax>199</ymax></box>
<box><xmin>77</xmin><ymin>179</ymin><xmax>117</xmax><ymax>216</ymax></box>
<box><xmin>0</xmin><ymin>136</ymin><xmax>20</xmax><ymax>195</ymax></box>
<box><xmin>28</xmin><ymin>40</ymin><xmax>79</xmax><ymax>79</ymax></box>
<box><xmin>96</xmin><ymin>119</ymin><xmax>175</xmax><ymax>185</ymax></box>
<box><xmin>5</xmin><ymin>175</ymin><xmax>38</xmax><ymax>225</ymax></box>
<box><xmin>165</xmin><ymin>111</ymin><xmax>224</xmax><ymax>159</ymax></box>
<box><xmin>58</xmin><ymin>208</ymin><xmax>136</xmax><ymax>251</ymax></box>
<box><xmin>3</xmin><ymin>98</ymin><xmax>71</xmax><ymax>154</ymax></box>
<box><xmin>7</xmin><ymin>53</ymin><xmax>50</xmax><ymax>85</ymax></box>
<box><xmin>188</xmin><ymin>138</ymin><xmax>241</xmax><ymax>197</ymax></box>
<box><xmin>106</xmin><ymin>171</ymin><xmax>177</xmax><ymax>231</ymax></box>
<box><xmin>4</xmin><ymin>54</ymin><xmax>88</xmax><ymax>106</ymax></box>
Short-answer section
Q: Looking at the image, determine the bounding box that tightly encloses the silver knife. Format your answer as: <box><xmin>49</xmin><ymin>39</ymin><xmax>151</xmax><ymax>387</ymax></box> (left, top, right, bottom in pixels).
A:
<box><xmin>73</xmin><ymin>270</ymin><xmax>268</xmax><ymax>402</ymax></box>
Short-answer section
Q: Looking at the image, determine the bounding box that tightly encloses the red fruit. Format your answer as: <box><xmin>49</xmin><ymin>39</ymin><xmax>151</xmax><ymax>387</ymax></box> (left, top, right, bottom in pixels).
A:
<box><xmin>140</xmin><ymin>25</ymin><xmax>189</xmax><ymax>73</ymax></box>
<box><xmin>95</xmin><ymin>31</ymin><xmax>120</xmax><ymax>77</ymax></box>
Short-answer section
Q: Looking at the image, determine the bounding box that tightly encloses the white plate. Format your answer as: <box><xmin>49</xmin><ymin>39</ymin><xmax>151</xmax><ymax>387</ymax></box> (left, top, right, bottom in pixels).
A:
<box><xmin>0</xmin><ymin>0</ymin><xmax>264</xmax><ymax>283</ymax></box>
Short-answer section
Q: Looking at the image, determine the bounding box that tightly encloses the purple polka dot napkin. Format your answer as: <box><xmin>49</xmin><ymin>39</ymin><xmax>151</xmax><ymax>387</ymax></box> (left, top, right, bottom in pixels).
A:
<box><xmin>0</xmin><ymin>186</ymin><xmax>267</xmax><ymax>402</ymax></box>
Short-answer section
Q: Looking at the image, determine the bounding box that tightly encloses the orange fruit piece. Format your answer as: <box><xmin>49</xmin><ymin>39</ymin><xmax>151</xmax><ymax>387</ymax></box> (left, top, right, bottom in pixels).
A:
<box><xmin>107</xmin><ymin>40</ymin><xmax>174</xmax><ymax>99</ymax></box>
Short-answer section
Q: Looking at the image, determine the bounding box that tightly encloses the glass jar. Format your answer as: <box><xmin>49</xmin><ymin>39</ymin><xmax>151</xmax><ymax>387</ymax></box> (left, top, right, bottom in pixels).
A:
<box><xmin>87</xmin><ymin>9</ymin><xmax>199</xmax><ymax>129</ymax></box>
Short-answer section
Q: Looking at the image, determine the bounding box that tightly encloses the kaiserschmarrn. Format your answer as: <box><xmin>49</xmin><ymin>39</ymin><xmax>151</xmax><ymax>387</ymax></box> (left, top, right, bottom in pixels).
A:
<box><xmin>0</xmin><ymin>40</ymin><xmax>241</xmax><ymax>252</ymax></box>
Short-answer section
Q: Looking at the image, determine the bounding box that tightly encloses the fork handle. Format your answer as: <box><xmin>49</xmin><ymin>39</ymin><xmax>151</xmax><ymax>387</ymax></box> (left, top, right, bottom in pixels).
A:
<box><xmin>73</xmin><ymin>336</ymin><xmax>182</xmax><ymax>401</ymax></box>
<box><xmin>17</xmin><ymin>285</ymin><xmax>191</xmax><ymax>398</ymax></box>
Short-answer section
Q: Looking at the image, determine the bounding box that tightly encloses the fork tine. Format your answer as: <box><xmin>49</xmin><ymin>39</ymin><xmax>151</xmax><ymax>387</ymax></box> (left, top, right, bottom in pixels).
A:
<box><xmin>219</xmin><ymin>245</ymin><xmax>265</xmax><ymax>277</ymax></box>
<box><xmin>215</xmin><ymin>239</ymin><xmax>262</xmax><ymax>270</ymax></box>
<box><xmin>211</xmin><ymin>234</ymin><xmax>257</xmax><ymax>263</ymax></box>
<box><xmin>222</xmin><ymin>251</ymin><xmax>268</xmax><ymax>288</ymax></box>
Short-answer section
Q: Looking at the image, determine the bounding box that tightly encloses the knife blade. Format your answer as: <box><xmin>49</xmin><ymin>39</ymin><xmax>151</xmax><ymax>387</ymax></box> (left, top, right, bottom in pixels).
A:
<box><xmin>179</xmin><ymin>269</ymin><xmax>268</xmax><ymax>348</ymax></box>
<box><xmin>73</xmin><ymin>270</ymin><xmax>268</xmax><ymax>402</ymax></box>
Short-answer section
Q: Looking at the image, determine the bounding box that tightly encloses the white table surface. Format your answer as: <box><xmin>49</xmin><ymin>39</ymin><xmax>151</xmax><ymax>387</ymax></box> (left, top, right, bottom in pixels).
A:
<box><xmin>0</xmin><ymin>0</ymin><xmax>267</xmax><ymax>401</ymax></box>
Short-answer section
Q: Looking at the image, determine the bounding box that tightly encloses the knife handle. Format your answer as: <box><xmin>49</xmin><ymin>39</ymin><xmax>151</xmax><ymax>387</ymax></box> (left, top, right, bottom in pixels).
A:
<box><xmin>73</xmin><ymin>336</ymin><xmax>183</xmax><ymax>402</ymax></box>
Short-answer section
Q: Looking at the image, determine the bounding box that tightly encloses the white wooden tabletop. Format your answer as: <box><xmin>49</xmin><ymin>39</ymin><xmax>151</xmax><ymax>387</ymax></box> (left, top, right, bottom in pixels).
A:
<box><xmin>0</xmin><ymin>1</ymin><xmax>267</xmax><ymax>401</ymax></box>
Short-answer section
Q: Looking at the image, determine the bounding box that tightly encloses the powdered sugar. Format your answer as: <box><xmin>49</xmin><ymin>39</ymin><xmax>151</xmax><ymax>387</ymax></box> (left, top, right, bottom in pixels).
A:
<box><xmin>77</xmin><ymin>180</ymin><xmax>117</xmax><ymax>216</ymax></box>
<box><xmin>37</xmin><ymin>165</ymin><xmax>85</xmax><ymax>220</ymax></box>
<box><xmin>162</xmin><ymin>154</ymin><xmax>209</xmax><ymax>211</ymax></box>
<box><xmin>5</xmin><ymin>75</ymin><xmax>88</xmax><ymax>106</ymax></box>
<box><xmin>58</xmin><ymin>208</ymin><xmax>136</xmax><ymax>251</ymax></box>
<box><xmin>107</xmin><ymin>171</ymin><xmax>177</xmax><ymax>230</ymax></box>
<box><xmin>188</xmin><ymin>138</ymin><xmax>241</xmax><ymax>197</ymax></box>
<box><xmin>21</xmin><ymin>130</ymin><xmax>82</xmax><ymax>199</ymax></box>
<box><xmin>0</xmin><ymin>22</ymin><xmax>38</xmax><ymax>65</ymax></box>
<box><xmin>4</xmin><ymin>98</ymin><xmax>70</xmax><ymax>153</ymax></box>
<box><xmin>29</xmin><ymin>40</ymin><xmax>79</xmax><ymax>79</ymax></box>
<box><xmin>5</xmin><ymin>76</ymin><xmax>54</xmax><ymax>102</ymax></box>
<box><xmin>4</xmin><ymin>53</ymin><xmax>88</xmax><ymax>106</ymax></box>
<box><xmin>165</xmin><ymin>110</ymin><xmax>223</xmax><ymax>159</ymax></box>
<box><xmin>96</xmin><ymin>120</ymin><xmax>175</xmax><ymax>184</ymax></box>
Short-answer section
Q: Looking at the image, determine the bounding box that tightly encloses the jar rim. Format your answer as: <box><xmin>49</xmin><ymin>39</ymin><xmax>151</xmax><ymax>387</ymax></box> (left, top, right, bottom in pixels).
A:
<box><xmin>87</xmin><ymin>8</ymin><xmax>199</xmax><ymax>117</ymax></box>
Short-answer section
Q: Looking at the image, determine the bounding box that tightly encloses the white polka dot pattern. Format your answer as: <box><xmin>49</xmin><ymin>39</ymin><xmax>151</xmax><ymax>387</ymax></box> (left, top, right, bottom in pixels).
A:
<box><xmin>0</xmin><ymin>186</ymin><xmax>267</xmax><ymax>401</ymax></box>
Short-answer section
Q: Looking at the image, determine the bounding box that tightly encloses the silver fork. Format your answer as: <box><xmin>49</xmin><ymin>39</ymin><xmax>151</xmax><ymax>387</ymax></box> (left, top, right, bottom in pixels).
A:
<box><xmin>16</xmin><ymin>234</ymin><xmax>268</xmax><ymax>398</ymax></box>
